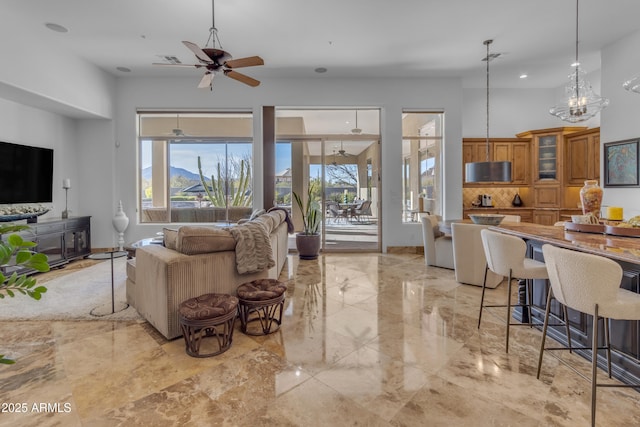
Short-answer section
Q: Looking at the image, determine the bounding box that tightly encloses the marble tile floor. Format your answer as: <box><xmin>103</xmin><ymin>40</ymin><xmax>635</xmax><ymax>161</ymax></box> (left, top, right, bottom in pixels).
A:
<box><xmin>1</xmin><ymin>253</ymin><xmax>639</xmax><ymax>426</ymax></box>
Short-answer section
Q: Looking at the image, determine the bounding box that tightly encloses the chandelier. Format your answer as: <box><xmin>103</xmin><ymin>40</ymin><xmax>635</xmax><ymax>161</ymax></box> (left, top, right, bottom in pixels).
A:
<box><xmin>465</xmin><ymin>39</ymin><xmax>512</xmax><ymax>183</ymax></box>
<box><xmin>549</xmin><ymin>0</ymin><xmax>609</xmax><ymax>122</ymax></box>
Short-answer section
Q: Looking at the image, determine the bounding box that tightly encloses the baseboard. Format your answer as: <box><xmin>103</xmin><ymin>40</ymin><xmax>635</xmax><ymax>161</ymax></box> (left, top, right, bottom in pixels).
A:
<box><xmin>386</xmin><ymin>246</ymin><xmax>423</xmax><ymax>254</ymax></box>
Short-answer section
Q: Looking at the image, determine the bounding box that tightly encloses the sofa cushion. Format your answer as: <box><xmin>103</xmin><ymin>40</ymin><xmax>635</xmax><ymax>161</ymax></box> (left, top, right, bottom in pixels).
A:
<box><xmin>176</xmin><ymin>226</ymin><xmax>236</xmax><ymax>255</ymax></box>
<box><xmin>126</xmin><ymin>258</ymin><xmax>136</xmax><ymax>282</ymax></box>
<box><xmin>163</xmin><ymin>227</ymin><xmax>179</xmax><ymax>250</ymax></box>
<box><xmin>253</xmin><ymin>210</ymin><xmax>284</xmax><ymax>234</ymax></box>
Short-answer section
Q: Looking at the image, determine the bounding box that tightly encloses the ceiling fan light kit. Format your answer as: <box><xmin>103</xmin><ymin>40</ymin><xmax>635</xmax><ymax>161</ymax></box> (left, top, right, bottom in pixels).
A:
<box><xmin>549</xmin><ymin>0</ymin><xmax>609</xmax><ymax>122</ymax></box>
<box><xmin>465</xmin><ymin>39</ymin><xmax>512</xmax><ymax>183</ymax></box>
<box><xmin>152</xmin><ymin>0</ymin><xmax>263</xmax><ymax>90</ymax></box>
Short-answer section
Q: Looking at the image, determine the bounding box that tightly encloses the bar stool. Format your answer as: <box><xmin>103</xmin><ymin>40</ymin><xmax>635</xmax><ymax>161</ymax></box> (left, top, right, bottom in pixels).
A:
<box><xmin>478</xmin><ymin>229</ymin><xmax>549</xmax><ymax>353</ymax></box>
<box><xmin>537</xmin><ymin>244</ymin><xmax>640</xmax><ymax>427</ymax></box>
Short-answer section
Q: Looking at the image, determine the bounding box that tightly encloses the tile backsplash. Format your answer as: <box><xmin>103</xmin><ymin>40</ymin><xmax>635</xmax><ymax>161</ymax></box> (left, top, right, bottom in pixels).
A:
<box><xmin>463</xmin><ymin>187</ymin><xmax>531</xmax><ymax>208</ymax></box>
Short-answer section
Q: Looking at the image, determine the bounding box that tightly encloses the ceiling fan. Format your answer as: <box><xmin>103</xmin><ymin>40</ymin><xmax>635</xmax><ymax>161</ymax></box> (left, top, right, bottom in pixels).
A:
<box><xmin>153</xmin><ymin>0</ymin><xmax>264</xmax><ymax>90</ymax></box>
<box><xmin>170</xmin><ymin>114</ymin><xmax>186</xmax><ymax>136</ymax></box>
<box><xmin>351</xmin><ymin>111</ymin><xmax>362</xmax><ymax>134</ymax></box>
<box><xmin>336</xmin><ymin>141</ymin><xmax>352</xmax><ymax>157</ymax></box>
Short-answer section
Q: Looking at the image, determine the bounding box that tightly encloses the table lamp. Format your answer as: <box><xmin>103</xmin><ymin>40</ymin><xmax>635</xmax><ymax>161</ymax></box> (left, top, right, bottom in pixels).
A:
<box><xmin>62</xmin><ymin>178</ymin><xmax>71</xmax><ymax>219</ymax></box>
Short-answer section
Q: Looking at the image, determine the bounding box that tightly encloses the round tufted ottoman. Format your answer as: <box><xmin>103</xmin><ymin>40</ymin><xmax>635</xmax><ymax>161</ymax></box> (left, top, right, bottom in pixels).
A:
<box><xmin>179</xmin><ymin>293</ymin><xmax>239</xmax><ymax>357</ymax></box>
<box><xmin>236</xmin><ymin>279</ymin><xmax>287</xmax><ymax>335</ymax></box>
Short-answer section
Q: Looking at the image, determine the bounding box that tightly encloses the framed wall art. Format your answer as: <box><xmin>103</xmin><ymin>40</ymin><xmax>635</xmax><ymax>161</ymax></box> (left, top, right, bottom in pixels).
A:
<box><xmin>604</xmin><ymin>138</ymin><xmax>639</xmax><ymax>187</ymax></box>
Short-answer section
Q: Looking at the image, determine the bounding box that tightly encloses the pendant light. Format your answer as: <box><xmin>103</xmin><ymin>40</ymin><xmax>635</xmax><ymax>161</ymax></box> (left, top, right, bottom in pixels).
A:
<box><xmin>549</xmin><ymin>0</ymin><xmax>609</xmax><ymax>122</ymax></box>
<box><xmin>465</xmin><ymin>39</ymin><xmax>512</xmax><ymax>183</ymax></box>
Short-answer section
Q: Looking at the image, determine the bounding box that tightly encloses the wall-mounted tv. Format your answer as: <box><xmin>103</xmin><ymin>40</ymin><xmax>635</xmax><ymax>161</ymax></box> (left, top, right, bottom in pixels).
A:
<box><xmin>0</xmin><ymin>141</ymin><xmax>54</xmax><ymax>204</ymax></box>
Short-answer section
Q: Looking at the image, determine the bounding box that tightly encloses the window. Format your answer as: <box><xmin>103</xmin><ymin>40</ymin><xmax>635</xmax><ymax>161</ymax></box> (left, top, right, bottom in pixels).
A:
<box><xmin>401</xmin><ymin>111</ymin><xmax>444</xmax><ymax>222</ymax></box>
<box><xmin>138</xmin><ymin>112</ymin><xmax>254</xmax><ymax>224</ymax></box>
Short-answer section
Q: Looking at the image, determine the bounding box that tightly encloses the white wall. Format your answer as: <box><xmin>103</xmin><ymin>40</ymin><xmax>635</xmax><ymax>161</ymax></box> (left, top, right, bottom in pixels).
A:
<box><xmin>0</xmin><ymin>15</ymin><xmax>115</xmax><ymax>119</ymax></box>
<box><xmin>0</xmin><ymin>98</ymin><xmax>81</xmax><ymax>220</ymax></box>
<box><xmin>462</xmin><ymin>88</ymin><xmax>559</xmax><ymax>137</ymax></box>
<box><xmin>601</xmin><ymin>29</ymin><xmax>640</xmax><ymax>219</ymax></box>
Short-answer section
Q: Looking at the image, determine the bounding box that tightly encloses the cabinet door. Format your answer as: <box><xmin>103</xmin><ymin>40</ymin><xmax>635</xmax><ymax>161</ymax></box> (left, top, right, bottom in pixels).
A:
<box><xmin>36</xmin><ymin>233</ymin><xmax>65</xmax><ymax>265</ymax></box>
<box><xmin>536</xmin><ymin>134</ymin><xmax>558</xmax><ymax>182</ymax></box>
<box><xmin>511</xmin><ymin>142</ymin><xmax>530</xmax><ymax>185</ymax></box>
<box><xmin>566</xmin><ymin>131</ymin><xmax>600</xmax><ymax>185</ymax></box>
<box><xmin>592</xmin><ymin>134</ymin><xmax>600</xmax><ymax>181</ymax></box>
<box><xmin>566</xmin><ymin>134</ymin><xmax>590</xmax><ymax>185</ymax></box>
<box><xmin>533</xmin><ymin>210</ymin><xmax>559</xmax><ymax>225</ymax></box>
<box><xmin>493</xmin><ymin>142</ymin><xmax>510</xmax><ymax>163</ymax></box>
<box><xmin>474</xmin><ymin>142</ymin><xmax>491</xmax><ymax>163</ymax></box>
<box><xmin>534</xmin><ymin>186</ymin><xmax>560</xmax><ymax>207</ymax></box>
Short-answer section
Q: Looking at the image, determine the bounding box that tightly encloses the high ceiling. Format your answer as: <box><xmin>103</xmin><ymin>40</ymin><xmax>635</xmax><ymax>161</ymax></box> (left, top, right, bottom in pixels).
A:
<box><xmin>4</xmin><ymin>0</ymin><xmax>640</xmax><ymax>90</ymax></box>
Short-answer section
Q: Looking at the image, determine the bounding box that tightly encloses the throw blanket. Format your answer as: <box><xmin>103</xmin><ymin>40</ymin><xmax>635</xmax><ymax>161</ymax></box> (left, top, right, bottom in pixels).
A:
<box><xmin>228</xmin><ymin>221</ymin><xmax>275</xmax><ymax>274</ymax></box>
<box><xmin>268</xmin><ymin>206</ymin><xmax>295</xmax><ymax>234</ymax></box>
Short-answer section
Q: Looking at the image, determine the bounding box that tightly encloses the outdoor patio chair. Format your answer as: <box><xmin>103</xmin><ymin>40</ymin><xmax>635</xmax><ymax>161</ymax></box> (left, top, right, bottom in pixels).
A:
<box><xmin>352</xmin><ymin>200</ymin><xmax>372</xmax><ymax>222</ymax></box>
<box><xmin>327</xmin><ymin>202</ymin><xmax>348</xmax><ymax>223</ymax></box>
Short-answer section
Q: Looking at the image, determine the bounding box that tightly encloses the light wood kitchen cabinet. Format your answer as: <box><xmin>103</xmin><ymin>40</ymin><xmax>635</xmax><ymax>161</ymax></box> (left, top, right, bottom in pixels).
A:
<box><xmin>463</xmin><ymin>138</ymin><xmax>530</xmax><ymax>185</ymax></box>
<box><xmin>533</xmin><ymin>210</ymin><xmax>559</xmax><ymax>225</ymax></box>
<box><xmin>565</xmin><ymin>127</ymin><xmax>600</xmax><ymax>185</ymax></box>
<box><xmin>517</xmin><ymin>127</ymin><xmax>586</xmax><ymax>185</ymax></box>
<box><xmin>534</xmin><ymin>186</ymin><xmax>561</xmax><ymax>207</ymax></box>
<box><xmin>462</xmin><ymin>127</ymin><xmax>599</xmax><ymax>226</ymax></box>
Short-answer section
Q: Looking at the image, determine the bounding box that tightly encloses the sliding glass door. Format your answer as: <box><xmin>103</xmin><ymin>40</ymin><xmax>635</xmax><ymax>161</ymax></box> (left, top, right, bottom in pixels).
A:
<box><xmin>274</xmin><ymin>108</ymin><xmax>380</xmax><ymax>252</ymax></box>
<box><xmin>322</xmin><ymin>140</ymin><xmax>379</xmax><ymax>251</ymax></box>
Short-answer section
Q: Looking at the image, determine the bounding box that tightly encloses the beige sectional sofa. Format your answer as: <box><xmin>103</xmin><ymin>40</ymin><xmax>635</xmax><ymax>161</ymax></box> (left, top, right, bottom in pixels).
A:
<box><xmin>127</xmin><ymin>209</ymin><xmax>290</xmax><ymax>339</ymax></box>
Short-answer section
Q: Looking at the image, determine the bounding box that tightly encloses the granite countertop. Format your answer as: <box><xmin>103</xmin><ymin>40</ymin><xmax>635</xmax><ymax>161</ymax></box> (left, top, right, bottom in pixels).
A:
<box><xmin>466</xmin><ymin>206</ymin><xmax>582</xmax><ymax>210</ymax></box>
<box><xmin>492</xmin><ymin>222</ymin><xmax>640</xmax><ymax>264</ymax></box>
<box><xmin>466</xmin><ymin>206</ymin><xmax>532</xmax><ymax>210</ymax></box>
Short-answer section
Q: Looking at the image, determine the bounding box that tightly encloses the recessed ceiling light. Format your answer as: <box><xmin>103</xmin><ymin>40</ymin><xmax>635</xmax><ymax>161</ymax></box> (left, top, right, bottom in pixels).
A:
<box><xmin>315</xmin><ymin>67</ymin><xmax>327</xmax><ymax>73</ymax></box>
<box><xmin>116</xmin><ymin>67</ymin><xmax>132</xmax><ymax>73</ymax></box>
<box><xmin>519</xmin><ymin>74</ymin><xmax>528</xmax><ymax>79</ymax></box>
<box><xmin>44</xmin><ymin>22</ymin><xmax>68</xmax><ymax>33</ymax></box>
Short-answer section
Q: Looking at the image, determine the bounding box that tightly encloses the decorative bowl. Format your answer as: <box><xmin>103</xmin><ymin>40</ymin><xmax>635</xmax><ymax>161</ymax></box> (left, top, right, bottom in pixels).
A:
<box><xmin>468</xmin><ymin>214</ymin><xmax>505</xmax><ymax>226</ymax></box>
<box><xmin>540</xmin><ymin>162</ymin><xmax>554</xmax><ymax>171</ymax></box>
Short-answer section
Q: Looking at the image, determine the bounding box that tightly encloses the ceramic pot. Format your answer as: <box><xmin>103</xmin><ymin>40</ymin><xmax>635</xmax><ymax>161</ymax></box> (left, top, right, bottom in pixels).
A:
<box><xmin>512</xmin><ymin>193</ymin><xmax>523</xmax><ymax>207</ymax></box>
<box><xmin>296</xmin><ymin>233</ymin><xmax>321</xmax><ymax>260</ymax></box>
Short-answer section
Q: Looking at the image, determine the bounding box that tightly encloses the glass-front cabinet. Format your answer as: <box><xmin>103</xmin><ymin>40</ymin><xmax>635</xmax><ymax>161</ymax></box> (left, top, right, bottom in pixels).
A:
<box><xmin>537</xmin><ymin>135</ymin><xmax>557</xmax><ymax>181</ymax></box>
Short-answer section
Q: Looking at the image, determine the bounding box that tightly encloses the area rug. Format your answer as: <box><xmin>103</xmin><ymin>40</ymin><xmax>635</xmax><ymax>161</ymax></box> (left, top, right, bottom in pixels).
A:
<box><xmin>0</xmin><ymin>257</ymin><xmax>142</xmax><ymax>321</ymax></box>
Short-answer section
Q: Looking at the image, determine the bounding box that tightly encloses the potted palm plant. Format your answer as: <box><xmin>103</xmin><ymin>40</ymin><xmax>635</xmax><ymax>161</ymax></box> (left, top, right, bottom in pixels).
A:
<box><xmin>292</xmin><ymin>182</ymin><xmax>321</xmax><ymax>260</ymax></box>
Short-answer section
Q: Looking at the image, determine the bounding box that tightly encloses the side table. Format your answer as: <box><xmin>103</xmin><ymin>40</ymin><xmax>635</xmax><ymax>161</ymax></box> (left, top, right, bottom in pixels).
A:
<box><xmin>87</xmin><ymin>250</ymin><xmax>128</xmax><ymax>316</ymax></box>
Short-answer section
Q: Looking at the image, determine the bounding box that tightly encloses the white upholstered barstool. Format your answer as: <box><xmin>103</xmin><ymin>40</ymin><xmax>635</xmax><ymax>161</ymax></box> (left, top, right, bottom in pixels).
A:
<box><xmin>478</xmin><ymin>228</ymin><xmax>548</xmax><ymax>352</ymax></box>
<box><xmin>537</xmin><ymin>244</ymin><xmax>640</xmax><ymax>427</ymax></box>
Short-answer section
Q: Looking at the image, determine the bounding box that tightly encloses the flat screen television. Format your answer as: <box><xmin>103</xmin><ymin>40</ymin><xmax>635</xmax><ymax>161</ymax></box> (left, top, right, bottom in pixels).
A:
<box><xmin>0</xmin><ymin>141</ymin><xmax>54</xmax><ymax>204</ymax></box>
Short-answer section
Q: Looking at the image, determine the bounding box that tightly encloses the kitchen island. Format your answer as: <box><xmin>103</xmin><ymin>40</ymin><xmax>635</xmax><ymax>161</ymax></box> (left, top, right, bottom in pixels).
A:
<box><xmin>492</xmin><ymin>222</ymin><xmax>640</xmax><ymax>386</ymax></box>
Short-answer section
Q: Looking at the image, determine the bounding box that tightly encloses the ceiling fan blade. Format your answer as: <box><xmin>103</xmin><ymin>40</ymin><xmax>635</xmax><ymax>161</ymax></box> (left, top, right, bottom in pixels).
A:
<box><xmin>198</xmin><ymin>72</ymin><xmax>214</xmax><ymax>89</ymax></box>
<box><xmin>152</xmin><ymin>63</ymin><xmax>205</xmax><ymax>68</ymax></box>
<box><xmin>225</xmin><ymin>56</ymin><xmax>264</xmax><ymax>69</ymax></box>
<box><xmin>224</xmin><ymin>70</ymin><xmax>260</xmax><ymax>87</ymax></box>
<box><xmin>182</xmin><ymin>41</ymin><xmax>212</xmax><ymax>63</ymax></box>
